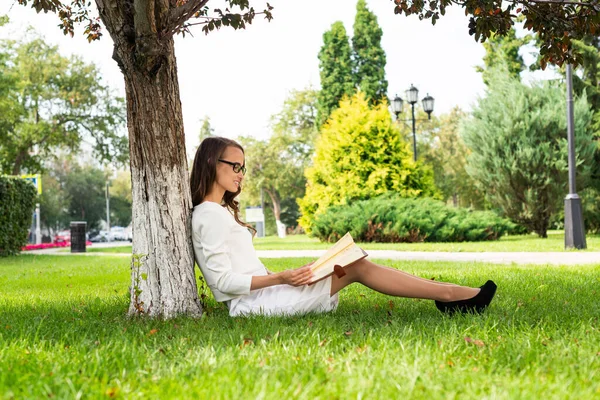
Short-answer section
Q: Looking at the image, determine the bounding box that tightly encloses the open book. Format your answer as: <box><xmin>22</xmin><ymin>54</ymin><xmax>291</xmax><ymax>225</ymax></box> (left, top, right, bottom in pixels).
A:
<box><xmin>309</xmin><ymin>232</ymin><xmax>368</xmax><ymax>284</ymax></box>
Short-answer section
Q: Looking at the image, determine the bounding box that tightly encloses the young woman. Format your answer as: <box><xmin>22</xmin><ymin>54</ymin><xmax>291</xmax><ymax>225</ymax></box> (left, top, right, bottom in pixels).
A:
<box><xmin>190</xmin><ymin>137</ymin><xmax>497</xmax><ymax>317</ymax></box>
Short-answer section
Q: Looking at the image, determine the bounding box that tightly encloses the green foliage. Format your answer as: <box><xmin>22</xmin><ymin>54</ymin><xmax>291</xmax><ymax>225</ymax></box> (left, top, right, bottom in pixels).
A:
<box><xmin>316</xmin><ymin>22</ymin><xmax>355</xmax><ymax>127</ymax></box>
<box><xmin>461</xmin><ymin>69</ymin><xmax>595</xmax><ymax>238</ymax></box>
<box><xmin>109</xmin><ymin>170</ymin><xmax>132</xmax><ymax>227</ymax></box>
<box><xmin>352</xmin><ymin>0</ymin><xmax>388</xmax><ymax>103</ymax></box>
<box><xmin>299</xmin><ymin>92</ymin><xmax>438</xmax><ymax>233</ymax></box>
<box><xmin>0</xmin><ymin>176</ymin><xmax>36</xmax><ymax>256</ymax></box>
<box><xmin>0</xmin><ymin>32</ymin><xmax>127</xmax><ymax>175</ymax></box>
<box><xmin>476</xmin><ymin>28</ymin><xmax>531</xmax><ymax>86</ymax></box>
<box><xmin>198</xmin><ymin>116</ymin><xmax>215</xmax><ymax>146</ymax></box>
<box><xmin>419</xmin><ymin>107</ymin><xmax>486</xmax><ymax>209</ymax></box>
<box><xmin>390</xmin><ymin>0</ymin><xmax>599</xmax><ymax>68</ymax></box>
<box><xmin>570</xmin><ymin>37</ymin><xmax>600</xmax><ymax>225</ymax></box>
<box><xmin>39</xmin><ymin>173</ymin><xmax>68</xmax><ymax>233</ymax></box>
<box><xmin>61</xmin><ymin>164</ymin><xmax>110</xmax><ymax>231</ymax></box>
<box><xmin>239</xmin><ymin>88</ymin><xmax>318</xmax><ymax>230</ymax></box>
<box><xmin>311</xmin><ymin>193</ymin><xmax>517</xmax><ymax>243</ymax></box>
<box><xmin>581</xmin><ymin>187</ymin><xmax>600</xmax><ymax>234</ymax></box>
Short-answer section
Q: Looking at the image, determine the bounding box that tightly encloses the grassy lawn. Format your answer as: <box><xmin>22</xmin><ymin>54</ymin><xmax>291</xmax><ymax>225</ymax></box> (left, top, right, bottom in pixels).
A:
<box><xmin>84</xmin><ymin>230</ymin><xmax>600</xmax><ymax>253</ymax></box>
<box><xmin>1</xmin><ymin>255</ymin><xmax>599</xmax><ymax>399</ymax></box>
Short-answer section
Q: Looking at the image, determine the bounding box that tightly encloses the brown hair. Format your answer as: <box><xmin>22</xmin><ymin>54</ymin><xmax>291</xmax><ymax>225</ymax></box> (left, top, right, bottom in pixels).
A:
<box><xmin>190</xmin><ymin>136</ymin><xmax>256</xmax><ymax>235</ymax></box>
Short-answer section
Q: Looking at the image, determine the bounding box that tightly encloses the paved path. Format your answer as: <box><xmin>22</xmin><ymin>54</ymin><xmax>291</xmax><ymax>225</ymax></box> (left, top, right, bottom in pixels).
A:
<box><xmin>21</xmin><ymin>246</ymin><xmax>600</xmax><ymax>265</ymax></box>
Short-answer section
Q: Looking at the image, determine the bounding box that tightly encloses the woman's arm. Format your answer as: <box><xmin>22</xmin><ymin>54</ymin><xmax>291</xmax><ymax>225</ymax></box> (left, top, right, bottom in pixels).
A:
<box><xmin>251</xmin><ymin>265</ymin><xmax>313</xmax><ymax>290</ymax></box>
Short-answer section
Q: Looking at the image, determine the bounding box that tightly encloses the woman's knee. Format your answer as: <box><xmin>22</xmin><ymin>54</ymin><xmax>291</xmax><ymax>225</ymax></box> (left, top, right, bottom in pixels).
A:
<box><xmin>346</xmin><ymin>259</ymin><xmax>370</xmax><ymax>283</ymax></box>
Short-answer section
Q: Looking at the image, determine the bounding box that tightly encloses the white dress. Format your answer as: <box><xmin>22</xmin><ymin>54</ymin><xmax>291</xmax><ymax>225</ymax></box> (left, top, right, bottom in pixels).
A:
<box><xmin>191</xmin><ymin>201</ymin><xmax>339</xmax><ymax>317</ymax></box>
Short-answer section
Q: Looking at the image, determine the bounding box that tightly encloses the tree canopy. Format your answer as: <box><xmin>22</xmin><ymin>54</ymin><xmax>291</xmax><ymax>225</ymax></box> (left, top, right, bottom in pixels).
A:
<box><xmin>0</xmin><ymin>31</ymin><xmax>127</xmax><ymax>175</ymax></box>
<box><xmin>352</xmin><ymin>0</ymin><xmax>388</xmax><ymax>103</ymax></box>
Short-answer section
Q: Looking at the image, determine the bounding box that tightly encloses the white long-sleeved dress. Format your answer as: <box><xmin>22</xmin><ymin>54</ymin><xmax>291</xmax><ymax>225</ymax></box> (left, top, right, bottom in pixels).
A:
<box><xmin>191</xmin><ymin>201</ymin><xmax>339</xmax><ymax>316</ymax></box>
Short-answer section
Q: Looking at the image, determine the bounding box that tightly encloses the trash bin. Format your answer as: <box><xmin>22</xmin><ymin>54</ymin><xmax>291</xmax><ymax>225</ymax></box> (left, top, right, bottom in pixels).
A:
<box><xmin>70</xmin><ymin>221</ymin><xmax>87</xmax><ymax>253</ymax></box>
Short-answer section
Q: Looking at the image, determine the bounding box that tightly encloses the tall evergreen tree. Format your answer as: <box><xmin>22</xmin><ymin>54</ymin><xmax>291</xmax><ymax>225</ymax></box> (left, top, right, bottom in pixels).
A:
<box><xmin>570</xmin><ymin>37</ymin><xmax>600</xmax><ymax>232</ymax></box>
<box><xmin>316</xmin><ymin>21</ymin><xmax>355</xmax><ymax>127</ymax></box>
<box><xmin>352</xmin><ymin>0</ymin><xmax>388</xmax><ymax>103</ymax></box>
<box><xmin>462</xmin><ymin>69</ymin><xmax>595</xmax><ymax>237</ymax></box>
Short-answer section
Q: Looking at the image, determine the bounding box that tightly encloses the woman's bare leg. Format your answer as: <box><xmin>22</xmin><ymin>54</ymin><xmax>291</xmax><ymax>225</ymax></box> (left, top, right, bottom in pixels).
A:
<box><xmin>330</xmin><ymin>258</ymin><xmax>479</xmax><ymax>301</ymax></box>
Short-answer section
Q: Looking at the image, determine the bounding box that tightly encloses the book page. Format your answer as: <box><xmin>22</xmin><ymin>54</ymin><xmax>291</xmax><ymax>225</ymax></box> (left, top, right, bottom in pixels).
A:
<box><xmin>310</xmin><ymin>233</ymin><xmax>368</xmax><ymax>282</ymax></box>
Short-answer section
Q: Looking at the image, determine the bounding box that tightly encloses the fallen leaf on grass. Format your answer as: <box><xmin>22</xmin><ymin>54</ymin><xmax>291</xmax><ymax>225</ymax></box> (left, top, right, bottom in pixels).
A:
<box><xmin>344</xmin><ymin>331</ymin><xmax>353</xmax><ymax>336</ymax></box>
<box><xmin>105</xmin><ymin>387</ymin><xmax>119</xmax><ymax>398</ymax></box>
<box><xmin>356</xmin><ymin>345</ymin><xmax>368</xmax><ymax>353</ymax></box>
<box><xmin>319</xmin><ymin>339</ymin><xmax>327</xmax><ymax>347</ymax></box>
<box><xmin>148</xmin><ymin>329</ymin><xmax>158</xmax><ymax>336</ymax></box>
<box><xmin>242</xmin><ymin>338</ymin><xmax>254</xmax><ymax>346</ymax></box>
<box><xmin>388</xmin><ymin>300</ymin><xmax>394</xmax><ymax>310</ymax></box>
<box><xmin>464</xmin><ymin>337</ymin><xmax>485</xmax><ymax>347</ymax></box>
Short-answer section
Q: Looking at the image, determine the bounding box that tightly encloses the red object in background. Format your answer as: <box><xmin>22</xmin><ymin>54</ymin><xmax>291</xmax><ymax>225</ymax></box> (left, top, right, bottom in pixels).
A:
<box><xmin>54</xmin><ymin>230</ymin><xmax>71</xmax><ymax>244</ymax></box>
<box><xmin>21</xmin><ymin>241</ymin><xmax>92</xmax><ymax>251</ymax></box>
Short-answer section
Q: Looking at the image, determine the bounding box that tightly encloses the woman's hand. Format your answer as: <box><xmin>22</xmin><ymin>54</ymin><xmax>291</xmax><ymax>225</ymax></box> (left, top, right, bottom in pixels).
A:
<box><xmin>278</xmin><ymin>265</ymin><xmax>314</xmax><ymax>287</ymax></box>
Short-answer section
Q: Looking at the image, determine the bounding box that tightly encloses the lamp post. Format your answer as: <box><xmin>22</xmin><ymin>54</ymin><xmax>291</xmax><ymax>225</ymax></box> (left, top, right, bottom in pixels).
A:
<box><xmin>391</xmin><ymin>84</ymin><xmax>435</xmax><ymax>161</ymax></box>
<box><xmin>564</xmin><ymin>64</ymin><xmax>586</xmax><ymax>249</ymax></box>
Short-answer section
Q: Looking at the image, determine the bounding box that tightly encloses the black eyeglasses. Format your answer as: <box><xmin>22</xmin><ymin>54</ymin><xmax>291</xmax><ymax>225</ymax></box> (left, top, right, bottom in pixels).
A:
<box><xmin>218</xmin><ymin>159</ymin><xmax>246</xmax><ymax>175</ymax></box>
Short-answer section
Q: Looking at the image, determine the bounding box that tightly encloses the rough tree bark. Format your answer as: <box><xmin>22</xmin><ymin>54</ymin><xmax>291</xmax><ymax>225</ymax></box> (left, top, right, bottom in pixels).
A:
<box><xmin>95</xmin><ymin>0</ymin><xmax>204</xmax><ymax>318</ymax></box>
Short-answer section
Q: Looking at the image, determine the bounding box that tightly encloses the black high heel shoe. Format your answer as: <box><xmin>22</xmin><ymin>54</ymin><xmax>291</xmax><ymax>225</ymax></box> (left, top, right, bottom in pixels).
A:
<box><xmin>435</xmin><ymin>280</ymin><xmax>497</xmax><ymax>315</ymax></box>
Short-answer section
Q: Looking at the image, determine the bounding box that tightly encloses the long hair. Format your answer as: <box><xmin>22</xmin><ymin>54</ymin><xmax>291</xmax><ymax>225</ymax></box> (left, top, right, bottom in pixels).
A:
<box><xmin>190</xmin><ymin>136</ymin><xmax>256</xmax><ymax>235</ymax></box>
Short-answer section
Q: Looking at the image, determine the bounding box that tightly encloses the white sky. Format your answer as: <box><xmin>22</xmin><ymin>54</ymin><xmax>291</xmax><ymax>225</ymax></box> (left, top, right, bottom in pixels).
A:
<box><xmin>1</xmin><ymin>0</ymin><xmax>554</xmax><ymax>162</ymax></box>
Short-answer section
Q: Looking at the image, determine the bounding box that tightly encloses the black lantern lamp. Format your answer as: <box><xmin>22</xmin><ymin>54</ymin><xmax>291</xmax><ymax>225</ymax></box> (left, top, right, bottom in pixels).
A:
<box><xmin>422</xmin><ymin>93</ymin><xmax>435</xmax><ymax>120</ymax></box>
<box><xmin>405</xmin><ymin>84</ymin><xmax>419</xmax><ymax>105</ymax></box>
<box><xmin>392</xmin><ymin>94</ymin><xmax>403</xmax><ymax>118</ymax></box>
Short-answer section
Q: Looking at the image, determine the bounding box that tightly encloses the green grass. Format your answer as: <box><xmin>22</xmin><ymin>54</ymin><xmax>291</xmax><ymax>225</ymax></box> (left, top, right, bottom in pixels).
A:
<box><xmin>85</xmin><ymin>230</ymin><xmax>600</xmax><ymax>254</ymax></box>
<box><xmin>1</xmin><ymin>255</ymin><xmax>599</xmax><ymax>399</ymax></box>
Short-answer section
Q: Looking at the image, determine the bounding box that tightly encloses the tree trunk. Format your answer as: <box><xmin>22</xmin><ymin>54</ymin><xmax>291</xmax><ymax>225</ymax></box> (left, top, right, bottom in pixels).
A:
<box><xmin>96</xmin><ymin>0</ymin><xmax>202</xmax><ymax>318</ymax></box>
<box><xmin>265</xmin><ymin>188</ymin><xmax>281</xmax><ymax>222</ymax></box>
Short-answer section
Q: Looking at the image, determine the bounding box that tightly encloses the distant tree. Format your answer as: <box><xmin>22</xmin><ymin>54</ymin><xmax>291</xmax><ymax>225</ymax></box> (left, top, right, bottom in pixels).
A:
<box><xmin>352</xmin><ymin>0</ymin><xmax>388</xmax><ymax>103</ymax></box>
<box><xmin>316</xmin><ymin>21</ymin><xmax>355</xmax><ymax>127</ymax></box>
<box><xmin>63</xmin><ymin>164</ymin><xmax>108</xmax><ymax>231</ymax></box>
<box><xmin>476</xmin><ymin>28</ymin><xmax>531</xmax><ymax>86</ymax></box>
<box><xmin>299</xmin><ymin>92</ymin><xmax>437</xmax><ymax>233</ymax></box>
<box><xmin>198</xmin><ymin>116</ymin><xmax>215</xmax><ymax>144</ymax></box>
<box><xmin>0</xmin><ymin>33</ymin><xmax>127</xmax><ymax>175</ymax></box>
<box><xmin>239</xmin><ymin>89</ymin><xmax>318</xmax><ymax>232</ymax></box>
<box><xmin>39</xmin><ymin>174</ymin><xmax>69</xmax><ymax>233</ymax></box>
<box><xmin>462</xmin><ymin>69</ymin><xmax>595</xmax><ymax>237</ymax></box>
<box><xmin>110</xmin><ymin>170</ymin><xmax>132</xmax><ymax>227</ymax></box>
<box><xmin>421</xmin><ymin>107</ymin><xmax>486</xmax><ymax>209</ymax></box>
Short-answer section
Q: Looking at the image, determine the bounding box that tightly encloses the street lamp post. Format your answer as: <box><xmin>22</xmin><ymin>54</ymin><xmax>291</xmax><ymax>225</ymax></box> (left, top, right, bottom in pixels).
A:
<box><xmin>564</xmin><ymin>64</ymin><xmax>587</xmax><ymax>249</ymax></box>
<box><xmin>391</xmin><ymin>84</ymin><xmax>435</xmax><ymax>162</ymax></box>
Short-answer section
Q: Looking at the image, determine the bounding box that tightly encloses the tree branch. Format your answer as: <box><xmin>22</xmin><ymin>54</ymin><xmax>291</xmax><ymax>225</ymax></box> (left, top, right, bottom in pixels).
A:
<box><xmin>167</xmin><ymin>0</ymin><xmax>210</xmax><ymax>35</ymax></box>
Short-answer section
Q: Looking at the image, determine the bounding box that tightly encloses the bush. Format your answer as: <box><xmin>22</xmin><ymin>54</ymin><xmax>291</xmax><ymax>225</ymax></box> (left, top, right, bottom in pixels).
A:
<box><xmin>311</xmin><ymin>193</ymin><xmax>517</xmax><ymax>243</ymax></box>
<box><xmin>0</xmin><ymin>176</ymin><xmax>37</xmax><ymax>256</ymax></box>
<box><xmin>299</xmin><ymin>92</ymin><xmax>438</xmax><ymax>233</ymax></box>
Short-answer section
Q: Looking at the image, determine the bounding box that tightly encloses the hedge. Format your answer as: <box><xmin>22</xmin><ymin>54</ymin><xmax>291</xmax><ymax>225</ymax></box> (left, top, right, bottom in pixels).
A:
<box><xmin>0</xmin><ymin>176</ymin><xmax>37</xmax><ymax>256</ymax></box>
<box><xmin>311</xmin><ymin>193</ymin><xmax>519</xmax><ymax>243</ymax></box>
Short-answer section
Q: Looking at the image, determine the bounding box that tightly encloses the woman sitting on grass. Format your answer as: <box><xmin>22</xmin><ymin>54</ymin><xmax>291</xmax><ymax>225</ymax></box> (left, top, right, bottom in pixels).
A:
<box><xmin>190</xmin><ymin>137</ymin><xmax>497</xmax><ymax>317</ymax></box>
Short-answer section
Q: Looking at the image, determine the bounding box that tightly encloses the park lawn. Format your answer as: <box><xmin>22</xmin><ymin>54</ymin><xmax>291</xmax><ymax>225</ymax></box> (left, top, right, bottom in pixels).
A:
<box><xmin>83</xmin><ymin>230</ymin><xmax>600</xmax><ymax>254</ymax></box>
<box><xmin>1</xmin><ymin>255</ymin><xmax>599</xmax><ymax>399</ymax></box>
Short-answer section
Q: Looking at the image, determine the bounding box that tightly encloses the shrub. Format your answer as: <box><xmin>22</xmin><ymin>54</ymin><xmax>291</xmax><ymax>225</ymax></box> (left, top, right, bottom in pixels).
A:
<box><xmin>0</xmin><ymin>176</ymin><xmax>37</xmax><ymax>256</ymax></box>
<box><xmin>311</xmin><ymin>193</ymin><xmax>517</xmax><ymax>243</ymax></box>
